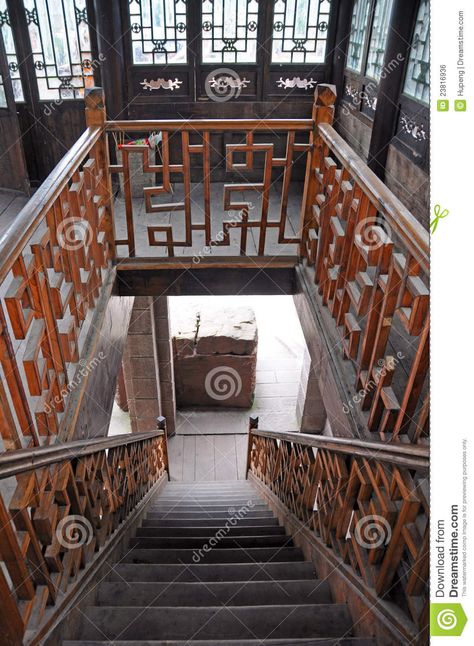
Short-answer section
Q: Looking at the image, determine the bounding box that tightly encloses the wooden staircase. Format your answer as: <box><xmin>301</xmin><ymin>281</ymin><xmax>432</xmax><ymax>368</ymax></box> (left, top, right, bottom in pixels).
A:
<box><xmin>65</xmin><ymin>481</ymin><xmax>374</xmax><ymax>645</ymax></box>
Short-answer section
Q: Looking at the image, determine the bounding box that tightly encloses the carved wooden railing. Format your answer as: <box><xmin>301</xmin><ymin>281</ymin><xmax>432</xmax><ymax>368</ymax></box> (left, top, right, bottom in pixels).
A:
<box><xmin>247</xmin><ymin>425</ymin><xmax>429</xmax><ymax>637</ymax></box>
<box><xmin>0</xmin><ymin>430</ymin><xmax>169</xmax><ymax>645</ymax></box>
<box><xmin>0</xmin><ymin>89</ymin><xmax>114</xmax><ymax>451</ymax></box>
<box><xmin>300</xmin><ymin>85</ymin><xmax>429</xmax><ymax>444</ymax></box>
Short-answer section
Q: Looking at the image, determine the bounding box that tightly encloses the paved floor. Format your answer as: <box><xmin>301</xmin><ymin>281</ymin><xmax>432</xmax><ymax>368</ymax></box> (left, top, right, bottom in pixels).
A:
<box><xmin>170</xmin><ymin>295</ymin><xmax>306</xmax><ymax>435</ymax></box>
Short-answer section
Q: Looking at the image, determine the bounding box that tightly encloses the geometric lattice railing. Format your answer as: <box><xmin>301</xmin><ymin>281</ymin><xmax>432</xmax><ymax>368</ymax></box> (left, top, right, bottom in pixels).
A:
<box><xmin>247</xmin><ymin>425</ymin><xmax>429</xmax><ymax>636</ymax></box>
<box><xmin>0</xmin><ymin>430</ymin><xmax>169</xmax><ymax>644</ymax></box>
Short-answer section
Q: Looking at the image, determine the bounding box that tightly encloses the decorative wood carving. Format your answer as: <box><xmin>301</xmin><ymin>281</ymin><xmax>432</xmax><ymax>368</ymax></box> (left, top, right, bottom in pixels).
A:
<box><xmin>140</xmin><ymin>78</ymin><xmax>183</xmax><ymax>91</ymax></box>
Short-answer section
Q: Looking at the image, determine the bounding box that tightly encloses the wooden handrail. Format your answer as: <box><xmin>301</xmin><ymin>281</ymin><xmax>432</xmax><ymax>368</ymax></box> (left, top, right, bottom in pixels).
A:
<box><xmin>0</xmin><ymin>126</ymin><xmax>102</xmax><ymax>284</ymax></box>
<box><xmin>0</xmin><ymin>431</ymin><xmax>164</xmax><ymax>479</ymax></box>
<box><xmin>317</xmin><ymin>122</ymin><xmax>429</xmax><ymax>272</ymax></box>
<box><xmin>249</xmin><ymin>428</ymin><xmax>429</xmax><ymax>471</ymax></box>
<box><xmin>106</xmin><ymin>118</ymin><xmax>314</xmax><ymax>132</ymax></box>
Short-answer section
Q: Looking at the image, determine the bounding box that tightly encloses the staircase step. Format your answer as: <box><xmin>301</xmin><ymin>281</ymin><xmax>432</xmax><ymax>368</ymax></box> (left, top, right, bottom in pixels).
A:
<box><xmin>96</xmin><ymin>580</ymin><xmax>332</xmax><ymax>606</ymax></box>
<box><xmin>137</xmin><ymin>525</ymin><xmax>285</xmax><ymax>536</ymax></box>
<box><xmin>66</xmin><ymin>640</ymin><xmax>375</xmax><ymax>645</ymax></box>
<box><xmin>146</xmin><ymin>511</ymin><xmax>274</xmax><ymax>519</ymax></box>
<box><xmin>123</xmin><ymin>547</ymin><xmax>304</xmax><ymax>564</ymax></box>
<box><xmin>79</xmin><ymin>605</ymin><xmax>352</xmax><ymax>640</ymax></box>
<box><xmin>143</xmin><ymin>517</ymin><xmax>280</xmax><ymax>527</ymax></box>
<box><xmin>129</xmin><ymin>535</ymin><xmax>291</xmax><ymax>549</ymax></box>
<box><xmin>109</xmin><ymin>561</ymin><xmax>317</xmax><ymax>583</ymax></box>
<box><xmin>148</xmin><ymin>504</ymin><xmax>268</xmax><ymax>512</ymax></box>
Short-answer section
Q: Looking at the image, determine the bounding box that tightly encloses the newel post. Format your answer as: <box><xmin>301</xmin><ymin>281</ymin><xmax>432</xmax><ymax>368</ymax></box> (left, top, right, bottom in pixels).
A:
<box><xmin>246</xmin><ymin>415</ymin><xmax>259</xmax><ymax>478</ymax></box>
<box><xmin>84</xmin><ymin>86</ymin><xmax>116</xmax><ymax>260</ymax></box>
<box><xmin>298</xmin><ymin>83</ymin><xmax>337</xmax><ymax>257</ymax></box>
<box><xmin>157</xmin><ymin>416</ymin><xmax>171</xmax><ymax>481</ymax></box>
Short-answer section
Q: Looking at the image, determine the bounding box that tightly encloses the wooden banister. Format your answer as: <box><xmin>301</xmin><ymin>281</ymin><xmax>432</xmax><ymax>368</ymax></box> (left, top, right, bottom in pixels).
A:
<box><xmin>247</xmin><ymin>426</ymin><xmax>429</xmax><ymax>635</ymax></box>
<box><xmin>106</xmin><ymin>118</ymin><xmax>314</xmax><ymax>132</ymax></box>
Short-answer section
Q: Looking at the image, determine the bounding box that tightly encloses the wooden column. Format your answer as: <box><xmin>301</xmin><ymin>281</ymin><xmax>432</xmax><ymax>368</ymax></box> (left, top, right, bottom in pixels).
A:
<box><xmin>329</xmin><ymin>0</ymin><xmax>354</xmax><ymax>101</ymax></box>
<box><xmin>367</xmin><ymin>0</ymin><xmax>419</xmax><ymax>178</ymax></box>
<box><xmin>150</xmin><ymin>296</ymin><xmax>177</xmax><ymax>438</ymax></box>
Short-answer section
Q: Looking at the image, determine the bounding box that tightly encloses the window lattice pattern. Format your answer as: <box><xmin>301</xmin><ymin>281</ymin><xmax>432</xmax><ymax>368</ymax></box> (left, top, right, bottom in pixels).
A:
<box><xmin>23</xmin><ymin>0</ymin><xmax>94</xmax><ymax>101</ymax></box>
<box><xmin>202</xmin><ymin>0</ymin><xmax>259</xmax><ymax>64</ymax></box>
<box><xmin>271</xmin><ymin>0</ymin><xmax>331</xmax><ymax>64</ymax></box>
<box><xmin>403</xmin><ymin>0</ymin><xmax>429</xmax><ymax>104</ymax></box>
<box><xmin>0</xmin><ymin>0</ymin><xmax>24</xmax><ymax>101</ymax></box>
<box><xmin>0</xmin><ymin>73</ymin><xmax>7</xmax><ymax>107</ymax></box>
<box><xmin>128</xmin><ymin>0</ymin><xmax>187</xmax><ymax>65</ymax></box>
<box><xmin>346</xmin><ymin>0</ymin><xmax>370</xmax><ymax>72</ymax></box>
<box><xmin>365</xmin><ymin>0</ymin><xmax>393</xmax><ymax>80</ymax></box>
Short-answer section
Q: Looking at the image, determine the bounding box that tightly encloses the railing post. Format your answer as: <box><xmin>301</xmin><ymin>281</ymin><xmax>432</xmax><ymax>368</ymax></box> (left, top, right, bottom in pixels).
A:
<box><xmin>299</xmin><ymin>83</ymin><xmax>337</xmax><ymax>258</ymax></box>
<box><xmin>246</xmin><ymin>415</ymin><xmax>259</xmax><ymax>478</ymax></box>
<box><xmin>84</xmin><ymin>86</ymin><xmax>116</xmax><ymax>260</ymax></box>
<box><xmin>157</xmin><ymin>416</ymin><xmax>171</xmax><ymax>481</ymax></box>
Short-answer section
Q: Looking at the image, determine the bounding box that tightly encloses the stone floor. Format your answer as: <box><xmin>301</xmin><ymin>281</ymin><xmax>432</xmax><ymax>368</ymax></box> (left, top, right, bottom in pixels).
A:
<box><xmin>0</xmin><ymin>190</ymin><xmax>28</xmax><ymax>238</ymax></box>
<box><xmin>170</xmin><ymin>294</ymin><xmax>306</xmax><ymax>435</ymax></box>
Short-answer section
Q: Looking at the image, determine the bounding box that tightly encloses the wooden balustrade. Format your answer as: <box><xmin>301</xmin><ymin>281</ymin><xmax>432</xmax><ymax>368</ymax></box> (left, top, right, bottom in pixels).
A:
<box><xmin>301</xmin><ymin>86</ymin><xmax>429</xmax><ymax>444</ymax></box>
<box><xmin>247</xmin><ymin>427</ymin><xmax>429</xmax><ymax>636</ymax></box>
<box><xmin>0</xmin><ymin>88</ymin><xmax>114</xmax><ymax>451</ymax></box>
<box><xmin>0</xmin><ymin>430</ymin><xmax>168</xmax><ymax>644</ymax></box>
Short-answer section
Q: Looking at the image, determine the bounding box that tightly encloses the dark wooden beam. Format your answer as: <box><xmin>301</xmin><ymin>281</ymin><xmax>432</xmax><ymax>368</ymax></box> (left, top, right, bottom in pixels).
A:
<box><xmin>114</xmin><ymin>256</ymin><xmax>298</xmax><ymax>296</ymax></box>
<box><xmin>367</xmin><ymin>0</ymin><xmax>420</xmax><ymax>179</ymax></box>
<box><xmin>329</xmin><ymin>0</ymin><xmax>354</xmax><ymax>100</ymax></box>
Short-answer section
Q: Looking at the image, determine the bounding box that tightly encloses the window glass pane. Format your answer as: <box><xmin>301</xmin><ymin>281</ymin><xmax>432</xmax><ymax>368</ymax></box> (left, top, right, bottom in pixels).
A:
<box><xmin>346</xmin><ymin>0</ymin><xmax>370</xmax><ymax>72</ymax></box>
<box><xmin>129</xmin><ymin>0</ymin><xmax>187</xmax><ymax>65</ymax></box>
<box><xmin>365</xmin><ymin>0</ymin><xmax>393</xmax><ymax>80</ymax></box>
<box><xmin>202</xmin><ymin>0</ymin><xmax>259</xmax><ymax>64</ymax></box>
<box><xmin>271</xmin><ymin>0</ymin><xmax>331</xmax><ymax>64</ymax></box>
<box><xmin>23</xmin><ymin>0</ymin><xmax>94</xmax><ymax>101</ymax></box>
<box><xmin>0</xmin><ymin>0</ymin><xmax>25</xmax><ymax>101</ymax></box>
<box><xmin>403</xmin><ymin>0</ymin><xmax>429</xmax><ymax>104</ymax></box>
<box><xmin>0</xmin><ymin>73</ymin><xmax>7</xmax><ymax>107</ymax></box>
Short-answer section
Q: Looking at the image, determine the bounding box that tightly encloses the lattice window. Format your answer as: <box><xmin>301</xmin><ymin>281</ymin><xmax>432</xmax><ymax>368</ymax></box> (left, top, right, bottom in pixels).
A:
<box><xmin>365</xmin><ymin>0</ymin><xmax>393</xmax><ymax>80</ymax></box>
<box><xmin>403</xmin><ymin>0</ymin><xmax>429</xmax><ymax>104</ymax></box>
<box><xmin>201</xmin><ymin>0</ymin><xmax>259</xmax><ymax>64</ymax></box>
<box><xmin>271</xmin><ymin>0</ymin><xmax>331</xmax><ymax>64</ymax></box>
<box><xmin>346</xmin><ymin>0</ymin><xmax>370</xmax><ymax>72</ymax></box>
<box><xmin>0</xmin><ymin>73</ymin><xmax>6</xmax><ymax>107</ymax></box>
<box><xmin>0</xmin><ymin>0</ymin><xmax>24</xmax><ymax>101</ymax></box>
<box><xmin>23</xmin><ymin>0</ymin><xmax>94</xmax><ymax>100</ymax></box>
<box><xmin>128</xmin><ymin>0</ymin><xmax>187</xmax><ymax>65</ymax></box>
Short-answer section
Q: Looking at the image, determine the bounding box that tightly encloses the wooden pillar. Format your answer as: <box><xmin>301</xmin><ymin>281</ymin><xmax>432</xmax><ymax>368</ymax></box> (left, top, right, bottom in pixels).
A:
<box><xmin>150</xmin><ymin>296</ymin><xmax>177</xmax><ymax>438</ymax></box>
<box><xmin>329</xmin><ymin>0</ymin><xmax>354</xmax><ymax>101</ymax></box>
<box><xmin>367</xmin><ymin>0</ymin><xmax>419</xmax><ymax>179</ymax></box>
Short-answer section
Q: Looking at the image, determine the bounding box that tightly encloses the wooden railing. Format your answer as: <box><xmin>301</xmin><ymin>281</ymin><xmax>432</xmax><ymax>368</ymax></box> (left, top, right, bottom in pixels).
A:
<box><xmin>0</xmin><ymin>88</ymin><xmax>114</xmax><ymax>451</ymax></box>
<box><xmin>300</xmin><ymin>85</ymin><xmax>429</xmax><ymax>444</ymax></box>
<box><xmin>247</xmin><ymin>423</ymin><xmax>429</xmax><ymax>637</ymax></box>
<box><xmin>0</xmin><ymin>429</ymin><xmax>169</xmax><ymax>645</ymax></box>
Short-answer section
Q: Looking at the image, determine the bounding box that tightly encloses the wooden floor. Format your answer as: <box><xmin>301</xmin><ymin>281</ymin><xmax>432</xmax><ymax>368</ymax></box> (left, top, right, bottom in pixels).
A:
<box><xmin>168</xmin><ymin>434</ymin><xmax>248</xmax><ymax>482</ymax></box>
<box><xmin>0</xmin><ymin>191</ymin><xmax>28</xmax><ymax>237</ymax></box>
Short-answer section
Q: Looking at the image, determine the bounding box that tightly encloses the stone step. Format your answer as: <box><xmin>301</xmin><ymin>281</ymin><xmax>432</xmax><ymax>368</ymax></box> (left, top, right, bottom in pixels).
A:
<box><xmin>65</xmin><ymin>639</ymin><xmax>376</xmax><ymax>645</ymax></box>
<box><xmin>123</xmin><ymin>547</ymin><xmax>304</xmax><ymax>564</ymax></box>
<box><xmin>78</xmin><ymin>605</ymin><xmax>352</xmax><ymax>641</ymax></box>
<box><xmin>129</xmin><ymin>534</ymin><xmax>291</xmax><ymax>549</ymax></box>
<box><xmin>146</xmin><ymin>510</ymin><xmax>274</xmax><ymax>519</ymax></box>
<box><xmin>109</xmin><ymin>561</ymin><xmax>317</xmax><ymax>583</ymax></box>
<box><xmin>148</xmin><ymin>504</ymin><xmax>268</xmax><ymax>512</ymax></box>
<box><xmin>137</xmin><ymin>525</ymin><xmax>285</xmax><ymax>537</ymax></box>
<box><xmin>143</xmin><ymin>517</ymin><xmax>280</xmax><ymax>527</ymax></box>
<box><xmin>96</xmin><ymin>580</ymin><xmax>332</xmax><ymax>607</ymax></box>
